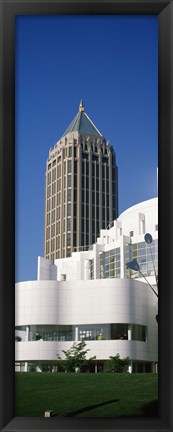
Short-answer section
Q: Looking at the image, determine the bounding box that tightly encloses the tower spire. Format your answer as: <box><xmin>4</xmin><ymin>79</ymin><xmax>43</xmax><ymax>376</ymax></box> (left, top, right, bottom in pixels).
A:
<box><xmin>79</xmin><ymin>99</ymin><xmax>84</xmax><ymax>112</ymax></box>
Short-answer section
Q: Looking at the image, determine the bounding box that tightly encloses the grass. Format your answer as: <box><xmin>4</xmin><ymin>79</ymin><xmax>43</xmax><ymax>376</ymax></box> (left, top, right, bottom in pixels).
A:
<box><xmin>15</xmin><ymin>372</ymin><xmax>158</xmax><ymax>417</ymax></box>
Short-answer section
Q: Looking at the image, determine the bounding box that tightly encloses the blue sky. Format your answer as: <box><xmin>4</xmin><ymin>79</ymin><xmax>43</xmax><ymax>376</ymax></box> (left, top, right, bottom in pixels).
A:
<box><xmin>15</xmin><ymin>15</ymin><xmax>158</xmax><ymax>282</ymax></box>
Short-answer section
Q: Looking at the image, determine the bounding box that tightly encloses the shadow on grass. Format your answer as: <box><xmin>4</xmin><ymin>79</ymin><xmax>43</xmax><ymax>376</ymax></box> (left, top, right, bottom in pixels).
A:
<box><xmin>140</xmin><ymin>399</ymin><xmax>158</xmax><ymax>417</ymax></box>
<box><xmin>63</xmin><ymin>398</ymin><xmax>120</xmax><ymax>417</ymax></box>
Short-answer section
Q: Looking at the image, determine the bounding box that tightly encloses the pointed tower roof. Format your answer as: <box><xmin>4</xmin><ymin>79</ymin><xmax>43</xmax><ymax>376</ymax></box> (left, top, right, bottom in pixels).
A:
<box><xmin>61</xmin><ymin>101</ymin><xmax>103</xmax><ymax>138</ymax></box>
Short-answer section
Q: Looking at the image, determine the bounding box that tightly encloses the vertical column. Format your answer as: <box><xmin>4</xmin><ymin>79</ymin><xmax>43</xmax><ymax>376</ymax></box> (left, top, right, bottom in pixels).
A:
<box><xmin>120</xmin><ymin>237</ymin><xmax>126</xmax><ymax>278</ymax></box>
<box><xmin>84</xmin><ymin>260</ymin><xmax>90</xmax><ymax>280</ymax></box>
<box><xmin>75</xmin><ymin>326</ymin><xmax>79</xmax><ymax>342</ymax></box>
<box><xmin>93</xmin><ymin>244</ymin><xmax>100</xmax><ymax>279</ymax></box>
<box><xmin>152</xmin><ymin>362</ymin><xmax>156</xmax><ymax>373</ymax></box>
<box><xmin>128</xmin><ymin>324</ymin><xmax>132</xmax><ymax>341</ymax></box>
<box><xmin>25</xmin><ymin>325</ymin><xmax>29</xmax><ymax>372</ymax></box>
<box><xmin>24</xmin><ymin>362</ymin><xmax>28</xmax><ymax>372</ymax></box>
<box><xmin>25</xmin><ymin>326</ymin><xmax>30</xmax><ymax>341</ymax></box>
<box><xmin>128</xmin><ymin>362</ymin><xmax>133</xmax><ymax>374</ymax></box>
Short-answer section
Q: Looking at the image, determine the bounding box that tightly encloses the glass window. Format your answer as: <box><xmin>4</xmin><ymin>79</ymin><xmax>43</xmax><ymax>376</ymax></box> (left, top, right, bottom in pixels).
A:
<box><xmin>67</xmin><ymin>189</ymin><xmax>71</xmax><ymax>202</ymax></box>
<box><xmin>68</xmin><ymin>146</ymin><xmax>72</xmax><ymax>157</ymax></box>
<box><xmin>110</xmin><ymin>324</ymin><xmax>128</xmax><ymax>340</ymax></box>
<box><xmin>74</xmin><ymin>188</ymin><xmax>77</xmax><ymax>202</ymax></box>
<box><xmin>92</xmin><ymin>154</ymin><xmax>98</xmax><ymax>162</ymax></box>
<box><xmin>82</xmin><ymin>153</ymin><xmax>88</xmax><ymax>160</ymax></box>
<box><xmin>74</xmin><ymin>160</ymin><xmax>77</xmax><ymax>174</ymax></box>
<box><xmin>96</xmin><ymin>193</ymin><xmax>99</xmax><ymax>206</ymax></box>
<box><xmin>67</xmin><ymin>248</ymin><xmax>71</xmax><ymax>257</ymax></box>
<box><xmin>86</xmin><ymin>162</ymin><xmax>89</xmax><ymax>176</ymax></box>
<box><xmin>102</xmin><ymin>156</ymin><xmax>108</xmax><ymax>164</ymax></box>
<box><xmin>67</xmin><ymin>218</ymin><xmax>71</xmax><ymax>231</ymax></box>
<box><xmin>56</xmin><ymin>222</ymin><xmax>60</xmax><ymax>234</ymax></box>
<box><xmin>132</xmin><ymin>324</ymin><xmax>146</xmax><ymax>342</ymax></box>
<box><xmin>67</xmin><ymin>203</ymin><xmax>71</xmax><ymax>216</ymax></box>
<box><xmin>67</xmin><ymin>175</ymin><xmax>71</xmax><ymax>187</ymax></box>
<box><xmin>68</xmin><ymin>160</ymin><xmax>72</xmax><ymax>173</ymax></box>
<box><xmin>73</xmin><ymin>232</ymin><xmax>76</xmax><ymax>247</ymax></box>
<box><xmin>51</xmin><ymin>224</ymin><xmax>55</xmax><ymax>237</ymax></box>
<box><xmin>92</xmin><ymin>234</ymin><xmax>95</xmax><ymax>244</ymax></box>
<box><xmin>67</xmin><ymin>233</ymin><xmax>71</xmax><ymax>246</ymax></box>
<box><xmin>74</xmin><ymin>203</ymin><xmax>77</xmax><ymax>217</ymax></box>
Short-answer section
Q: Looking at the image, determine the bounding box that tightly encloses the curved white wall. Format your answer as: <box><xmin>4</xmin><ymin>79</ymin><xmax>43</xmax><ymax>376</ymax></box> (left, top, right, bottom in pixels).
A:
<box><xmin>118</xmin><ymin>198</ymin><xmax>158</xmax><ymax>232</ymax></box>
<box><xmin>15</xmin><ymin>278</ymin><xmax>158</xmax><ymax>363</ymax></box>
<box><xmin>15</xmin><ymin>339</ymin><xmax>157</xmax><ymax>363</ymax></box>
<box><xmin>15</xmin><ymin>279</ymin><xmax>157</xmax><ymax>326</ymax></box>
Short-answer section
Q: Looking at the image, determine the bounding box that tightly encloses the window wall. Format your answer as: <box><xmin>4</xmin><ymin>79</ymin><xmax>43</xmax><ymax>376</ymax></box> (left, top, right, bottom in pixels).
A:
<box><xmin>125</xmin><ymin>239</ymin><xmax>158</xmax><ymax>279</ymax></box>
<box><xmin>16</xmin><ymin>323</ymin><xmax>147</xmax><ymax>343</ymax></box>
<box><xmin>99</xmin><ymin>248</ymin><xmax>121</xmax><ymax>279</ymax></box>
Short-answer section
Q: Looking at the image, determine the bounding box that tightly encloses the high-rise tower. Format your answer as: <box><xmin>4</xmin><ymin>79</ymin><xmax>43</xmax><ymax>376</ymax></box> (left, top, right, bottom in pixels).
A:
<box><xmin>44</xmin><ymin>101</ymin><xmax>118</xmax><ymax>261</ymax></box>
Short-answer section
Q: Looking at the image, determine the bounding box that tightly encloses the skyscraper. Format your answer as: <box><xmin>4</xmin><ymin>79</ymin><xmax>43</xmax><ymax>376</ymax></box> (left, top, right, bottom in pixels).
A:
<box><xmin>44</xmin><ymin>101</ymin><xmax>118</xmax><ymax>261</ymax></box>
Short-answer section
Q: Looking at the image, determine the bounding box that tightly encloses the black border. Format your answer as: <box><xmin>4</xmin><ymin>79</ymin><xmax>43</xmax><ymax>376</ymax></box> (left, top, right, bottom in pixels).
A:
<box><xmin>0</xmin><ymin>0</ymin><xmax>173</xmax><ymax>431</ymax></box>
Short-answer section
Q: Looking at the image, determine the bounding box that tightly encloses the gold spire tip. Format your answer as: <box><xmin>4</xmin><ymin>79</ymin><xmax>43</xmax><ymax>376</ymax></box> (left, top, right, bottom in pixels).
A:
<box><xmin>79</xmin><ymin>100</ymin><xmax>84</xmax><ymax>112</ymax></box>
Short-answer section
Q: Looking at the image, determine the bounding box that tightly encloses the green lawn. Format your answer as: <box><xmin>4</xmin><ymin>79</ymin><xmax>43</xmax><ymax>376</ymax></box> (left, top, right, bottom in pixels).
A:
<box><xmin>15</xmin><ymin>372</ymin><xmax>158</xmax><ymax>417</ymax></box>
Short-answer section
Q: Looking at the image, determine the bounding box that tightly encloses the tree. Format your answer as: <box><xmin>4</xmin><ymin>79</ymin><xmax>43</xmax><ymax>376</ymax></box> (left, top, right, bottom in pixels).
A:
<box><xmin>57</xmin><ymin>340</ymin><xmax>96</xmax><ymax>372</ymax></box>
<box><xmin>104</xmin><ymin>353</ymin><xmax>130</xmax><ymax>373</ymax></box>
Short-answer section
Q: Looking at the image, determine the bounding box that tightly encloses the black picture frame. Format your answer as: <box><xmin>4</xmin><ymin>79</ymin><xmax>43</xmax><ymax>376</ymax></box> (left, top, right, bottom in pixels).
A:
<box><xmin>0</xmin><ymin>0</ymin><xmax>173</xmax><ymax>431</ymax></box>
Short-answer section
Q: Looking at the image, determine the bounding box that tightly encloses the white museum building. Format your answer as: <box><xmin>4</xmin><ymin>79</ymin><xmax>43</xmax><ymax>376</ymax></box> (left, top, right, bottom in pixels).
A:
<box><xmin>15</xmin><ymin>197</ymin><xmax>158</xmax><ymax>373</ymax></box>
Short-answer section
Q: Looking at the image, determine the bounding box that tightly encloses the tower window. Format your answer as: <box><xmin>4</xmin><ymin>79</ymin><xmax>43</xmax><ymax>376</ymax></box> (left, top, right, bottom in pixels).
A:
<box><xmin>67</xmin><ymin>204</ymin><xmax>71</xmax><ymax>216</ymax></box>
<box><xmin>68</xmin><ymin>147</ymin><xmax>72</xmax><ymax>157</ymax></box>
<box><xmin>68</xmin><ymin>160</ymin><xmax>72</xmax><ymax>173</ymax></box>
<box><xmin>67</xmin><ymin>175</ymin><xmax>71</xmax><ymax>187</ymax></box>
